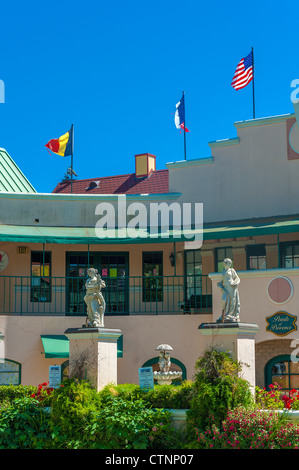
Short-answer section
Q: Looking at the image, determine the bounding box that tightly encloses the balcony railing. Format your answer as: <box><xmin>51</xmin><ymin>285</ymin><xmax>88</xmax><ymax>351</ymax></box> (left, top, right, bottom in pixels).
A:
<box><xmin>0</xmin><ymin>275</ymin><xmax>212</xmax><ymax>316</ymax></box>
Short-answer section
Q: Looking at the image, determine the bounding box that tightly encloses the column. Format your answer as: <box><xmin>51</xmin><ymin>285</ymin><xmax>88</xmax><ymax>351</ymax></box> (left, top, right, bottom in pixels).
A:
<box><xmin>64</xmin><ymin>327</ymin><xmax>122</xmax><ymax>391</ymax></box>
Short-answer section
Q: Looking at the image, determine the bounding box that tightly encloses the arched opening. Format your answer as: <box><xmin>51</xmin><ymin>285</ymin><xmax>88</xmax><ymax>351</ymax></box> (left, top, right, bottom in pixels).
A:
<box><xmin>0</xmin><ymin>359</ymin><xmax>21</xmax><ymax>385</ymax></box>
<box><xmin>265</xmin><ymin>354</ymin><xmax>299</xmax><ymax>394</ymax></box>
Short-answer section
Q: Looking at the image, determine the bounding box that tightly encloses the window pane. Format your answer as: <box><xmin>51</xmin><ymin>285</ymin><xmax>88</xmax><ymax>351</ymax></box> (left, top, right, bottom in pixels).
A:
<box><xmin>258</xmin><ymin>257</ymin><xmax>267</xmax><ymax>269</ymax></box>
<box><xmin>216</xmin><ymin>247</ymin><xmax>233</xmax><ymax>272</ymax></box>
<box><xmin>290</xmin><ymin>376</ymin><xmax>299</xmax><ymax>389</ymax></box>
<box><xmin>143</xmin><ymin>253</ymin><xmax>163</xmax><ymax>302</ymax></box>
<box><xmin>271</xmin><ymin>361</ymin><xmax>288</xmax><ymax>374</ymax></box>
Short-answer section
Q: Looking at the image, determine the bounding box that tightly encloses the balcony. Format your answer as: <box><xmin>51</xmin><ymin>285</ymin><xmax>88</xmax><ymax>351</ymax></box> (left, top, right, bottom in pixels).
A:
<box><xmin>0</xmin><ymin>275</ymin><xmax>212</xmax><ymax>316</ymax></box>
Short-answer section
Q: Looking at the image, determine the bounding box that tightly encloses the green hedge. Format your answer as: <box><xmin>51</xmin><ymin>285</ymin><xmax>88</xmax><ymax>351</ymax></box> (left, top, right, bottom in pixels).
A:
<box><xmin>0</xmin><ymin>385</ymin><xmax>37</xmax><ymax>404</ymax></box>
<box><xmin>98</xmin><ymin>381</ymin><xmax>195</xmax><ymax>409</ymax></box>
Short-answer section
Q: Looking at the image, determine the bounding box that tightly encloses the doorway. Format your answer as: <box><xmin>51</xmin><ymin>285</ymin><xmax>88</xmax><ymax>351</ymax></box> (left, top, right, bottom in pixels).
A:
<box><xmin>66</xmin><ymin>252</ymin><xmax>129</xmax><ymax>315</ymax></box>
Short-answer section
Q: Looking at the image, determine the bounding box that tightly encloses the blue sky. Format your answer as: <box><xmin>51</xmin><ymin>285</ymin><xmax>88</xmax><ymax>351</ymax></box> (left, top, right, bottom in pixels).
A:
<box><xmin>0</xmin><ymin>0</ymin><xmax>297</xmax><ymax>192</ymax></box>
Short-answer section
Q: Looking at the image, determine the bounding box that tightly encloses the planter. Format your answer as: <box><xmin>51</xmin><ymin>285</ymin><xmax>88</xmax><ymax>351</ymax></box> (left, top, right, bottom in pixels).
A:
<box><xmin>264</xmin><ymin>409</ymin><xmax>299</xmax><ymax>422</ymax></box>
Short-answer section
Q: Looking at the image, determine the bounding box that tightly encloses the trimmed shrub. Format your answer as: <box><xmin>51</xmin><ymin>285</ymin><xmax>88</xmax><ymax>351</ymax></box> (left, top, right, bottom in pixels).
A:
<box><xmin>99</xmin><ymin>381</ymin><xmax>194</xmax><ymax>410</ymax></box>
<box><xmin>0</xmin><ymin>385</ymin><xmax>37</xmax><ymax>404</ymax></box>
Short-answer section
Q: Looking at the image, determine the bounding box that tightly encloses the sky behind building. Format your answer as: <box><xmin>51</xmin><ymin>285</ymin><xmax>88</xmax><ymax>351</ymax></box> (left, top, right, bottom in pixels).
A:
<box><xmin>0</xmin><ymin>0</ymin><xmax>297</xmax><ymax>192</ymax></box>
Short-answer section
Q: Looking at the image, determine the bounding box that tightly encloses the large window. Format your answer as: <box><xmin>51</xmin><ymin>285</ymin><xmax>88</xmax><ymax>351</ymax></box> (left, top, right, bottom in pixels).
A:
<box><xmin>215</xmin><ymin>247</ymin><xmax>233</xmax><ymax>272</ymax></box>
<box><xmin>143</xmin><ymin>252</ymin><xmax>163</xmax><ymax>302</ymax></box>
<box><xmin>31</xmin><ymin>251</ymin><xmax>51</xmax><ymax>302</ymax></box>
<box><xmin>280</xmin><ymin>242</ymin><xmax>299</xmax><ymax>268</ymax></box>
<box><xmin>246</xmin><ymin>244</ymin><xmax>266</xmax><ymax>270</ymax></box>
<box><xmin>266</xmin><ymin>355</ymin><xmax>299</xmax><ymax>394</ymax></box>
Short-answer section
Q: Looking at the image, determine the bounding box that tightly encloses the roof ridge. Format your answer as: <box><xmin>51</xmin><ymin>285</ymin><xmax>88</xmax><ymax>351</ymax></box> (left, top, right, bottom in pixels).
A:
<box><xmin>55</xmin><ymin>168</ymin><xmax>168</xmax><ymax>185</ymax></box>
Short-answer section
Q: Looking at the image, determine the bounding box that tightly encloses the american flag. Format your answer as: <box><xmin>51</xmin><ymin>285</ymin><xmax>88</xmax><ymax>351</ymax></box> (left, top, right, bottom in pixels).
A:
<box><xmin>231</xmin><ymin>51</ymin><xmax>253</xmax><ymax>90</ymax></box>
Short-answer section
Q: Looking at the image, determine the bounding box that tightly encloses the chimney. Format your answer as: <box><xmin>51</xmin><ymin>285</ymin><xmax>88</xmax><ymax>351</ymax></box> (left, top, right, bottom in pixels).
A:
<box><xmin>135</xmin><ymin>153</ymin><xmax>156</xmax><ymax>178</ymax></box>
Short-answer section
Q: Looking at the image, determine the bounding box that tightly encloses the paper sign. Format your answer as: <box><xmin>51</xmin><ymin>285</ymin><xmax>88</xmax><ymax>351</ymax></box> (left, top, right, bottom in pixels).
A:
<box><xmin>138</xmin><ymin>366</ymin><xmax>154</xmax><ymax>390</ymax></box>
<box><xmin>49</xmin><ymin>365</ymin><xmax>61</xmax><ymax>388</ymax></box>
<box><xmin>109</xmin><ymin>268</ymin><xmax>117</xmax><ymax>277</ymax></box>
<box><xmin>102</xmin><ymin>268</ymin><xmax>108</xmax><ymax>277</ymax></box>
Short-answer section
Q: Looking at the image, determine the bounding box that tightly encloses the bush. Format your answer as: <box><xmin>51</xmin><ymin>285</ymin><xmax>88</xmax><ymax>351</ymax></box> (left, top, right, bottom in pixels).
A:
<box><xmin>0</xmin><ymin>385</ymin><xmax>37</xmax><ymax>405</ymax></box>
<box><xmin>99</xmin><ymin>381</ymin><xmax>194</xmax><ymax>410</ymax></box>
<box><xmin>0</xmin><ymin>397</ymin><xmax>52</xmax><ymax>449</ymax></box>
<box><xmin>84</xmin><ymin>395</ymin><xmax>177</xmax><ymax>449</ymax></box>
<box><xmin>187</xmin><ymin>349</ymin><xmax>253</xmax><ymax>432</ymax></box>
<box><xmin>49</xmin><ymin>378</ymin><xmax>102</xmax><ymax>448</ymax></box>
<box><xmin>194</xmin><ymin>407</ymin><xmax>299</xmax><ymax>449</ymax></box>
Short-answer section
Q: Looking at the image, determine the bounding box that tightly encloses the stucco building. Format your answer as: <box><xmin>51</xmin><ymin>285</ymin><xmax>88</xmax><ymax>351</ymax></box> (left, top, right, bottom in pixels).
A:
<box><xmin>1</xmin><ymin>108</ymin><xmax>299</xmax><ymax>393</ymax></box>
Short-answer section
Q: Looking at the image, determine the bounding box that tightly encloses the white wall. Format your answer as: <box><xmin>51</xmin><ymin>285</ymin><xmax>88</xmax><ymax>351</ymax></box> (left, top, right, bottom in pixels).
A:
<box><xmin>167</xmin><ymin>115</ymin><xmax>299</xmax><ymax>223</ymax></box>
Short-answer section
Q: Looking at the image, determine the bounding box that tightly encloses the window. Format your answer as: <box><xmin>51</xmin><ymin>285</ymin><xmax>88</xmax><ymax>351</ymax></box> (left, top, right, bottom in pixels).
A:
<box><xmin>67</xmin><ymin>253</ymin><xmax>95</xmax><ymax>314</ymax></box>
<box><xmin>280</xmin><ymin>242</ymin><xmax>299</xmax><ymax>268</ymax></box>
<box><xmin>0</xmin><ymin>360</ymin><xmax>21</xmax><ymax>385</ymax></box>
<box><xmin>246</xmin><ymin>244</ymin><xmax>266</xmax><ymax>270</ymax></box>
<box><xmin>184</xmin><ymin>250</ymin><xmax>204</xmax><ymax>309</ymax></box>
<box><xmin>266</xmin><ymin>355</ymin><xmax>299</xmax><ymax>394</ymax></box>
<box><xmin>31</xmin><ymin>251</ymin><xmax>51</xmax><ymax>302</ymax></box>
<box><xmin>66</xmin><ymin>252</ymin><xmax>129</xmax><ymax>315</ymax></box>
<box><xmin>215</xmin><ymin>247</ymin><xmax>233</xmax><ymax>272</ymax></box>
<box><xmin>143</xmin><ymin>252</ymin><xmax>163</xmax><ymax>302</ymax></box>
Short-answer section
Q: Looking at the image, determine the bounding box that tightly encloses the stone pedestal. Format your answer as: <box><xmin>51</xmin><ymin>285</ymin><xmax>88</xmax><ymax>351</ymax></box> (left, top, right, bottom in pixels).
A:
<box><xmin>64</xmin><ymin>327</ymin><xmax>122</xmax><ymax>391</ymax></box>
<box><xmin>198</xmin><ymin>322</ymin><xmax>259</xmax><ymax>392</ymax></box>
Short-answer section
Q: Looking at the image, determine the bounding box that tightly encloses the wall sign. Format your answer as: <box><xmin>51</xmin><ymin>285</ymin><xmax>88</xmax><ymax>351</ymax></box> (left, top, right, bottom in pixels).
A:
<box><xmin>0</xmin><ymin>251</ymin><xmax>8</xmax><ymax>272</ymax></box>
<box><xmin>49</xmin><ymin>365</ymin><xmax>61</xmax><ymax>388</ymax></box>
<box><xmin>266</xmin><ymin>311</ymin><xmax>297</xmax><ymax>336</ymax></box>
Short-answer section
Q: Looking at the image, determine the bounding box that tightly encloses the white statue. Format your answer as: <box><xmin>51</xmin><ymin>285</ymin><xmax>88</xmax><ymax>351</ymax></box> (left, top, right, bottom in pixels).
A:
<box><xmin>158</xmin><ymin>350</ymin><xmax>171</xmax><ymax>373</ymax></box>
<box><xmin>217</xmin><ymin>258</ymin><xmax>240</xmax><ymax>323</ymax></box>
<box><xmin>84</xmin><ymin>268</ymin><xmax>106</xmax><ymax>327</ymax></box>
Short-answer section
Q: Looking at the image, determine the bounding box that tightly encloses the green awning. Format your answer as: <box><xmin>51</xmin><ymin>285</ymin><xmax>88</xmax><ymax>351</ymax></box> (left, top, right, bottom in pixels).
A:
<box><xmin>1</xmin><ymin>215</ymin><xmax>299</xmax><ymax>245</ymax></box>
<box><xmin>41</xmin><ymin>334</ymin><xmax>123</xmax><ymax>359</ymax></box>
<box><xmin>0</xmin><ymin>224</ymin><xmax>197</xmax><ymax>244</ymax></box>
<box><xmin>203</xmin><ymin>216</ymin><xmax>299</xmax><ymax>240</ymax></box>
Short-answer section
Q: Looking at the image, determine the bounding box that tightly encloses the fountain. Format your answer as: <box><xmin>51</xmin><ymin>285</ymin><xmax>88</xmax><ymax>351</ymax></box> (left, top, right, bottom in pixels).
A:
<box><xmin>153</xmin><ymin>344</ymin><xmax>182</xmax><ymax>385</ymax></box>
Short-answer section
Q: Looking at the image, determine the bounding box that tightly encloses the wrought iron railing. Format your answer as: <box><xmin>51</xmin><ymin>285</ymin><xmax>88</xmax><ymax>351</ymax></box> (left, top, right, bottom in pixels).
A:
<box><xmin>0</xmin><ymin>275</ymin><xmax>212</xmax><ymax>315</ymax></box>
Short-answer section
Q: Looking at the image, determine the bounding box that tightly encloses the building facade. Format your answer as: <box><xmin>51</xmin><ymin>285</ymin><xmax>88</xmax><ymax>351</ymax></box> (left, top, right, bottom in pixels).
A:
<box><xmin>1</xmin><ymin>111</ymin><xmax>299</xmax><ymax>393</ymax></box>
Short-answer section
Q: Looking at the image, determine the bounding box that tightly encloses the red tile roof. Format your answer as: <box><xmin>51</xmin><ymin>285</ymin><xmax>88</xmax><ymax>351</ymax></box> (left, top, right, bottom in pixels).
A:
<box><xmin>52</xmin><ymin>169</ymin><xmax>169</xmax><ymax>195</ymax></box>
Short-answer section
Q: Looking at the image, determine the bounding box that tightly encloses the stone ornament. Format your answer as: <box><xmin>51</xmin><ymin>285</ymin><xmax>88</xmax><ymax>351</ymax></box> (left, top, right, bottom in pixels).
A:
<box><xmin>84</xmin><ymin>268</ymin><xmax>106</xmax><ymax>327</ymax></box>
<box><xmin>217</xmin><ymin>258</ymin><xmax>240</xmax><ymax>323</ymax></box>
<box><xmin>153</xmin><ymin>344</ymin><xmax>182</xmax><ymax>385</ymax></box>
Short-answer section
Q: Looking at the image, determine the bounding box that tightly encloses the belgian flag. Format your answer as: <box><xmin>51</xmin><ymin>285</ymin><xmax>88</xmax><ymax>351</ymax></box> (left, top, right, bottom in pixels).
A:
<box><xmin>45</xmin><ymin>125</ymin><xmax>73</xmax><ymax>156</ymax></box>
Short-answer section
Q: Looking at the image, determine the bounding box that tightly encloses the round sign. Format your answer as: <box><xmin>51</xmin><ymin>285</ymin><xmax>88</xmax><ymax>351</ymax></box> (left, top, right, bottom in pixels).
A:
<box><xmin>267</xmin><ymin>276</ymin><xmax>293</xmax><ymax>304</ymax></box>
<box><xmin>0</xmin><ymin>251</ymin><xmax>8</xmax><ymax>272</ymax></box>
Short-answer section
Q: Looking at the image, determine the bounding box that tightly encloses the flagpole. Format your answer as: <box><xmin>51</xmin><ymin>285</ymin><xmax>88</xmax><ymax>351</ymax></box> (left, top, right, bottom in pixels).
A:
<box><xmin>71</xmin><ymin>124</ymin><xmax>74</xmax><ymax>194</ymax></box>
<box><xmin>251</xmin><ymin>47</ymin><xmax>255</xmax><ymax>119</ymax></box>
<box><xmin>183</xmin><ymin>91</ymin><xmax>187</xmax><ymax>160</ymax></box>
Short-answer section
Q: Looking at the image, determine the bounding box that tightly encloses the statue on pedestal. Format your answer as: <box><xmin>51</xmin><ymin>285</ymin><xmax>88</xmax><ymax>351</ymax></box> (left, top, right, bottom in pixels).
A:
<box><xmin>84</xmin><ymin>268</ymin><xmax>106</xmax><ymax>327</ymax></box>
<box><xmin>217</xmin><ymin>258</ymin><xmax>240</xmax><ymax>323</ymax></box>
